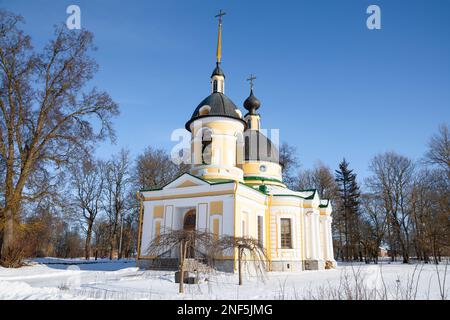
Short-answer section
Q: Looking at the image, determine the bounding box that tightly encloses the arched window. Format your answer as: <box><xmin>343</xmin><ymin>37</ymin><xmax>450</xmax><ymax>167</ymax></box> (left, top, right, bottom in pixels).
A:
<box><xmin>201</xmin><ymin>129</ymin><xmax>212</xmax><ymax>165</ymax></box>
<box><xmin>213</xmin><ymin>80</ymin><xmax>218</xmax><ymax>92</ymax></box>
<box><xmin>199</xmin><ymin>105</ymin><xmax>211</xmax><ymax>116</ymax></box>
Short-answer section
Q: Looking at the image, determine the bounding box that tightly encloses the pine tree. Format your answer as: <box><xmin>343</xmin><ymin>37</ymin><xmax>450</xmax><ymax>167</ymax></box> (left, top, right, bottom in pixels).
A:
<box><xmin>335</xmin><ymin>159</ymin><xmax>361</xmax><ymax>261</ymax></box>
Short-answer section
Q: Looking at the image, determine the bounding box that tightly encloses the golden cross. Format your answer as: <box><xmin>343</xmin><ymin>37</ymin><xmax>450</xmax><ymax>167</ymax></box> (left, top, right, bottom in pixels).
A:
<box><xmin>215</xmin><ymin>9</ymin><xmax>226</xmax><ymax>24</ymax></box>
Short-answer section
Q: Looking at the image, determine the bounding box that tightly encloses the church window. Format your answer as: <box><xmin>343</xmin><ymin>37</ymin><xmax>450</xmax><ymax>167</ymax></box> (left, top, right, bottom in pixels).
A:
<box><xmin>257</xmin><ymin>216</ymin><xmax>264</xmax><ymax>246</ymax></box>
<box><xmin>280</xmin><ymin>218</ymin><xmax>292</xmax><ymax>249</ymax></box>
<box><xmin>213</xmin><ymin>80</ymin><xmax>218</xmax><ymax>92</ymax></box>
<box><xmin>201</xmin><ymin>129</ymin><xmax>212</xmax><ymax>164</ymax></box>
<box><xmin>199</xmin><ymin>105</ymin><xmax>211</xmax><ymax>116</ymax></box>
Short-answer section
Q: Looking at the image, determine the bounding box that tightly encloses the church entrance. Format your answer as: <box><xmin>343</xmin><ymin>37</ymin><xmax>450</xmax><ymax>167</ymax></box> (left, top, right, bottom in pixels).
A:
<box><xmin>183</xmin><ymin>209</ymin><xmax>196</xmax><ymax>258</ymax></box>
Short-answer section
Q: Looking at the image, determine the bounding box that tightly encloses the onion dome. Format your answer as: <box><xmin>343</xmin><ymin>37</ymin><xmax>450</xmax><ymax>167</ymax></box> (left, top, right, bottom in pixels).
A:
<box><xmin>211</xmin><ymin>62</ymin><xmax>225</xmax><ymax>78</ymax></box>
<box><xmin>185</xmin><ymin>92</ymin><xmax>245</xmax><ymax>131</ymax></box>
<box><xmin>243</xmin><ymin>89</ymin><xmax>261</xmax><ymax>115</ymax></box>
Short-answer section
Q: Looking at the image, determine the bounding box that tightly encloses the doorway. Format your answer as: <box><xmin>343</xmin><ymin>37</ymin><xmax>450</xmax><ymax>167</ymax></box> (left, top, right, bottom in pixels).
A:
<box><xmin>183</xmin><ymin>209</ymin><xmax>196</xmax><ymax>258</ymax></box>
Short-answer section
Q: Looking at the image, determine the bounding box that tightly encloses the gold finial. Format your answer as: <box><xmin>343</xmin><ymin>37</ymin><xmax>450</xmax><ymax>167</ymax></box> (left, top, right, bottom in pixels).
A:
<box><xmin>215</xmin><ymin>9</ymin><xmax>226</xmax><ymax>63</ymax></box>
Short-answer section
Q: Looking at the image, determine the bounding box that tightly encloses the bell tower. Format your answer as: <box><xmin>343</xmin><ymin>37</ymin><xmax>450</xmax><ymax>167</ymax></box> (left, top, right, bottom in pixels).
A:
<box><xmin>185</xmin><ymin>10</ymin><xmax>246</xmax><ymax>182</ymax></box>
<box><xmin>243</xmin><ymin>74</ymin><xmax>261</xmax><ymax>131</ymax></box>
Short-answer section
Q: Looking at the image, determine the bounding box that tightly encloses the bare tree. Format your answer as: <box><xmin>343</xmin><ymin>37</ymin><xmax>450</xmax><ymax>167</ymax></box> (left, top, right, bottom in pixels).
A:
<box><xmin>424</xmin><ymin>123</ymin><xmax>450</xmax><ymax>174</ymax></box>
<box><xmin>104</xmin><ymin>149</ymin><xmax>131</xmax><ymax>260</ymax></box>
<box><xmin>360</xmin><ymin>193</ymin><xmax>388</xmax><ymax>263</ymax></box>
<box><xmin>296</xmin><ymin>162</ymin><xmax>339</xmax><ymax>200</ymax></box>
<box><xmin>0</xmin><ymin>10</ymin><xmax>118</xmax><ymax>264</ymax></box>
<box><xmin>92</xmin><ymin>218</ymin><xmax>111</xmax><ymax>259</ymax></box>
<box><xmin>70</xmin><ymin>158</ymin><xmax>105</xmax><ymax>260</ymax></box>
<box><xmin>367</xmin><ymin>152</ymin><xmax>414</xmax><ymax>263</ymax></box>
<box><xmin>215</xmin><ymin>236</ymin><xmax>268</xmax><ymax>286</ymax></box>
<box><xmin>134</xmin><ymin>146</ymin><xmax>188</xmax><ymax>190</ymax></box>
<box><xmin>145</xmin><ymin>229</ymin><xmax>216</xmax><ymax>294</ymax></box>
<box><xmin>410</xmin><ymin>168</ymin><xmax>449</xmax><ymax>263</ymax></box>
<box><xmin>279</xmin><ymin>142</ymin><xmax>299</xmax><ymax>189</ymax></box>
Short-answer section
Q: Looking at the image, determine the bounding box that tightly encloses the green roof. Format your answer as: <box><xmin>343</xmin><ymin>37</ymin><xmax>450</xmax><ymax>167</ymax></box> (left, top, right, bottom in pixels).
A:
<box><xmin>139</xmin><ymin>173</ymin><xmax>234</xmax><ymax>192</ymax></box>
<box><xmin>139</xmin><ymin>173</ymin><xmax>322</xmax><ymax>205</ymax></box>
<box><xmin>243</xmin><ymin>176</ymin><xmax>285</xmax><ymax>185</ymax></box>
<box><xmin>319</xmin><ymin>200</ymin><xmax>330</xmax><ymax>208</ymax></box>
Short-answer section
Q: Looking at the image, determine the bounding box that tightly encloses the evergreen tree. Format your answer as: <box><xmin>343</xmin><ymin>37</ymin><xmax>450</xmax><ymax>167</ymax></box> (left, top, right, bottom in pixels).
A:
<box><xmin>335</xmin><ymin>159</ymin><xmax>361</xmax><ymax>261</ymax></box>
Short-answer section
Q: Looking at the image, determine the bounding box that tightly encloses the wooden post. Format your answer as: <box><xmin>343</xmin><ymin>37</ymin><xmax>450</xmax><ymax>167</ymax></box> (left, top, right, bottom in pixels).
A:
<box><xmin>238</xmin><ymin>247</ymin><xmax>243</xmax><ymax>286</ymax></box>
<box><xmin>179</xmin><ymin>240</ymin><xmax>185</xmax><ymax>293</ymax></box>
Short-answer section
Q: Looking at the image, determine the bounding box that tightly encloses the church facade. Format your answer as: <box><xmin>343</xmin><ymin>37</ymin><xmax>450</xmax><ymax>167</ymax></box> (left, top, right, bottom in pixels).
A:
<box><xmin>137</xmin><ymin>12</ymin><xmax>336</xmax><ymax>272</ymax></box>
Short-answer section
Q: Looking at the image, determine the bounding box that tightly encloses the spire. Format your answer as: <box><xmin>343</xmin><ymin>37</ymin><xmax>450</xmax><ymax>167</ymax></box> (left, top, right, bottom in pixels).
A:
<box><xmin>215</xmin><ymin>9</ymin><xmax>226</xmax><ymax>64</ymax></box>
<box><xmin>211</xmin><ymin>10</ymin><xmax>226</xmax><ymax>93</ymax></box>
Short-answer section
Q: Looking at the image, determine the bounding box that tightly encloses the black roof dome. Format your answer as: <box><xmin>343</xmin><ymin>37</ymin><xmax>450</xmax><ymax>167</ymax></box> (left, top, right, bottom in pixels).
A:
<box><xmin>243</xmin><ymin>89</ymin><xmax>261</xmax><ymax>115</ymax></box>
<box><xmin>244</xmin><ymin>130</ymin><xmax>280</xmax><ymax>164</ymax></box>
<box><xmin>185</xmin><ymin>92</ymin><xmax>245</xmax><ymax>131</ymax></box>
<box><xmin>211</xmin><ymin>62</ymin><xmax>225</xmax><ymax>78</ymax></box>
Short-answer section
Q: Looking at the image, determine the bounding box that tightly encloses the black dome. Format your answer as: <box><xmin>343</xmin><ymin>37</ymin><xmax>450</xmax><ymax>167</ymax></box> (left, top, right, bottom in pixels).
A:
<box><xmin>244</xmin><ymin>130</ymin><xmax>280</xmax><ymax>163</ymax></box>
<box><xmin>243</xmin><ymin>89</ymin><xmax>261</xmax><ymax>115</ymax></box>
<box><xmin>211</xmin><ymin>63</ymin><xmax>225</xmax><ymax>78</ymax></box>
<box><xmin>185</xmin><ymin>92</ymin><xmax>245</xmax><ymax>131</ymax></box>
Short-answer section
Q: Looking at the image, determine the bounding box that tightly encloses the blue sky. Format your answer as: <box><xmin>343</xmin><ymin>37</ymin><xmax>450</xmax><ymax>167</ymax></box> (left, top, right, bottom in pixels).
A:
<box><xmin>2</xmin><ymin>0</ymin><xmax>449</xmax><ymax>182</ymax></box>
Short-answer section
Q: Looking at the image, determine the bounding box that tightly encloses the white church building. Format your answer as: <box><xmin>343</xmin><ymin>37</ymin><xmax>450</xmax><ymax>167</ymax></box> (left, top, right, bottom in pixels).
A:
<box><xmin>137</xmin><ymin>11</ymin><xmax>336</xmax><ymax>272</ymax></box>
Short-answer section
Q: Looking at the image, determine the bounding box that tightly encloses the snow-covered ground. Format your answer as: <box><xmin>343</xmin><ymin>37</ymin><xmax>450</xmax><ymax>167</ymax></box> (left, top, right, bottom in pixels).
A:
<box><xmin>0</xmin><ymin>258</ymin><xmax>448</xmax><ymax>300</ymax></box>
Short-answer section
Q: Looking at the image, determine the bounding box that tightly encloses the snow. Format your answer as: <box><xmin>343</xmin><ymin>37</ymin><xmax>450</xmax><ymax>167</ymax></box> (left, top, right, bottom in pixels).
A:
<box><xmin>0</xmin><ymin>259</ymin><xmax>448</xmax><ymax>300</ymax></box>
<box><xmin>263</xmin><ymin>185</ymin><xmax>315</xmax><ymax>199</ymax></box>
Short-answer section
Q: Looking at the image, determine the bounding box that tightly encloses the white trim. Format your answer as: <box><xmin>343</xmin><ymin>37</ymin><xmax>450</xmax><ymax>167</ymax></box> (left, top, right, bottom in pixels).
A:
<box><xmin>162</xmin><ymin>173</ymin><xmax>209</xmax><ymax>190</ymax></box>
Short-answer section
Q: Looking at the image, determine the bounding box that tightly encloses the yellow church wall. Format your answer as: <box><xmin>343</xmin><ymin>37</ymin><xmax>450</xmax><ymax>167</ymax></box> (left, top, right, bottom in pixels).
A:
<box><xmin>153</xmin><ymin>205</ymin><xmax>164</xmax><ymax>218</ymax></box>
<box><xmin>137</xmin><ymin>173</ymin><xmax>332</xmax><ymax>270</ymax></box>
<box><xmin>268</xmin><ymin>202</ymin><xmax>307</xmax><ymax>264</ymax></box>
<box><xmin>265</xmin><ymin>195</ymin><xmax>273</xmax><ymax>270</ymax></box>
<box><xmin>233</xmin><ymin>185</ymin><xmax>270</xmax><ymax>269</ymax></box>
<box><xmin>319</xmin><ymin>205</ymin><xmax>332</xmax><ymax>216</ymax></box>
<box><xmin>300</xmin><ymin>210</ymin><xmax>306</xmax><ymax>262</ymax></box>
<box><xmin>142</xmin><ymin>189</ymin><xmax>234</xmax><ymax>201</ymax></box>
<box><xmin>244</xmin><ymin>115</ymin><xmax>261</xmax><ymax>131</ymax></box>
<box><xmin>191</xmin><ymin>119</ymin><xmax>244</xmax><ymax>136</ymax></box>
<box><xmin>242</xmin><ymin>161</ymin><xmax>283</xmax><ymax>183</ymax></box>
<box><xmin>210</xmin><ymin>200</ymin><xmax>223</xmax><ymax>215</ymax></box>
<box><xmin>190</xmin><ymin>118</ymin><xmax>245</xmax><ymax>181</ymax></box>
<box><xmin>230</xmin><ymin>184</ymin><xmax>329</xmax><ymax>268</ymax></box>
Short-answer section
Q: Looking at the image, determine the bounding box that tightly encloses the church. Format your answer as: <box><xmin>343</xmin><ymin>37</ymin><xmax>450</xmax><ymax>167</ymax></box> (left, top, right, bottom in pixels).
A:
<box><xmin>137</xmin><ymin>11</ymin><xmax>336</xmax><ymax>272</ymax></box>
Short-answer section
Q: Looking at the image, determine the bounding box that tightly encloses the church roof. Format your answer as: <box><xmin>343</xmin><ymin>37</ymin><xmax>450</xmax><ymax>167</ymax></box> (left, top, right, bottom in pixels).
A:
<box><xmin>263</xmin><ymin>185</ymin><xmax>316</xmax><ymax>199</ymax></box>
<box><xmin>185</xmin><ymin>92</ymin><xmax>245</xmax><ymax>131</ymax></box>
<box><xmin>244</xmin><ymin>130</ymin><xmax>280</xmax><ymax>163</ymax></box>
<box><xmin>243</xmin><ymin>89</ymin><xmax>261</xmax><ymax>115</ymax></box>
<box><xmin>211</xmin><ymin>63</ymin><xmax>225</xmax><ymax>78</ymax></box>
